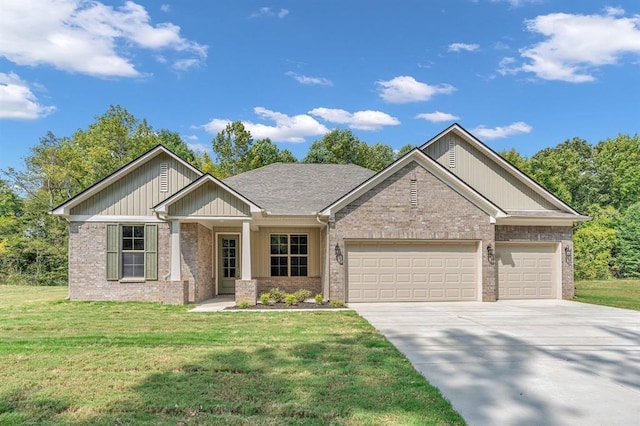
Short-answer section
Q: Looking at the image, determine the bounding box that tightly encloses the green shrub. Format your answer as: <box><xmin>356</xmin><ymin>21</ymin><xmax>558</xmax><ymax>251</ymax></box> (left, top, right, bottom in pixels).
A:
<box><xmin>259</xmin><ymin>293</ymin><xmax>270</xmax><ymax>305</ymax></box>
<box><xmin>285</xmin><ymin>294</ymin><xmax>297</xmax><ymax>306</ymax></box>
<box><xmin>268</xmin><ymin>288</ymin><xmax>286</xmax><ymax>303</ymax></box>
<box><xmin>293</xmin><ymin>289</ymin><xmax>312</xmax><ymax>303</ymax></box>
<box><xmin>314</xmin><ymin>293</ymin><xmax>323</xmax><ymax>305</ymax></box>
<box><xmin>237</xmin><ymin>300</ymin><xmax>250</xmax><ymax>309</ymax></box>
<box><xmin>329</xmin><ymin>300</ymin><xmax>345</xmax><ymax>308</ymax></box>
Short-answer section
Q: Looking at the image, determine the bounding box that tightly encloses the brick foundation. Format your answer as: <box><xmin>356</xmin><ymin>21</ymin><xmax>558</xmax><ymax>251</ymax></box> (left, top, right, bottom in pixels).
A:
<box><xmin>255</xmin><ymin>276</ymin><xmax>322</xmax><ymax>296</ymax></box>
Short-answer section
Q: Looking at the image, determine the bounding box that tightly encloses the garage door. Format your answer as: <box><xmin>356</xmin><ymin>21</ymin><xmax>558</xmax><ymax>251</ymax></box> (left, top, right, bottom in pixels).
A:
<box><xmin>347</xmin><ymin>242</ymin><xmax>478</xmax><ymax>302</ymax></box>
<box><xmin>496</xmin><ymin>243</ymin><xmax>557</xmax><ymax>299</ymax></box>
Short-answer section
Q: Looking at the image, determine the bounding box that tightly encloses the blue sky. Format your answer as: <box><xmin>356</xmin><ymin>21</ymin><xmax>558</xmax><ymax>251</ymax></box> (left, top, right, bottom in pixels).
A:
<box><xmin>1</xmin><ymin>0</ymin><xmax>639</xmax><ymax>171</ymax></box>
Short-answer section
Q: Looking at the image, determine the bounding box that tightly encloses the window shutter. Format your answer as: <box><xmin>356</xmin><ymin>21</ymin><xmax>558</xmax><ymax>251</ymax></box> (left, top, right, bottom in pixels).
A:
<box><xmin>106</xmin><ymin>224</ymin><xmax>119</xmax><ymax>281</ymax></box>
<box><xmin>145</xmin><ymin>224</ymin><xmax>158</xmax><ymax>281</ymax></box>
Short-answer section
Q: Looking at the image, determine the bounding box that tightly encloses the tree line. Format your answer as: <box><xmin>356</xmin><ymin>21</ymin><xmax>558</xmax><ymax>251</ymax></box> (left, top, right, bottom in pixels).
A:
<box><xmin>0</xmin><ymin>106</ymin><xmax>638</xmax><ymax>285</ymax></box>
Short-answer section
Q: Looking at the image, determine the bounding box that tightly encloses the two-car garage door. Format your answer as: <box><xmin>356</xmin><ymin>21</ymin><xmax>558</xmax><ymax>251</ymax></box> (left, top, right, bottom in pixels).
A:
<box><xmin>346</xmin><ymin>241</ymin><xmax>559</xmax><ymax>302</ymax></box>
<box><xmin>347</xmin><ymin>242</ymin><xmax>478</xmax><ymax>302</ymax></box>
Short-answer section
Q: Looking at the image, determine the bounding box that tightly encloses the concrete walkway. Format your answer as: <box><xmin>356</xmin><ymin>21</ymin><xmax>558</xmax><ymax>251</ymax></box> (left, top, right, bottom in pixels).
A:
<box><xmin>189</xmin><ymin>296</ymin><xmax>236</xmax><ymax>312</ymax></box>
<box><xmin>351</xmin><ymin>300</ymin><xmax>640</xmax><ymax>426</ymax></box>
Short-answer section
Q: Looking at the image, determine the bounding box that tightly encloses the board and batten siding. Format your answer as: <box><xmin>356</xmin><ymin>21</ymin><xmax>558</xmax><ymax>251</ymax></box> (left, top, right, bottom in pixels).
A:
<box><xmin>250</xmin><ymin>227</ymin><xmax>321</xmax><ymax>277</ymax></box>
<box><xmin>168</xmin><ymin>180</ymin><xmax>250</xmax><ymax>217</ymax></box>
<box><xmin>70</xmin><ymin>153</ymin><xmax>199</xmax><ymax>216</ymax></box>
<box><xmin>423</xmin><ymin>133</ymin><xmax>557</xmax><ymax>211</ymax></box>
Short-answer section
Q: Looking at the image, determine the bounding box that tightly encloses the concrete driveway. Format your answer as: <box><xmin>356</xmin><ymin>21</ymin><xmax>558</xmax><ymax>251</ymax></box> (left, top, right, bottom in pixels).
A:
<box><xmin>351</xmin><ymin>300</ymin><xmax>640</xmax><ymax>426</ymax></box>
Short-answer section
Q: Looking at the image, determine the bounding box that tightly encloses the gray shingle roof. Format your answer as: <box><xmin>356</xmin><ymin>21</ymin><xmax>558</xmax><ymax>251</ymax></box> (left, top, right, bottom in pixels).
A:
<box><xmin>223</xmin><ymin>163</ymin><xmax>375</xmax><ymax>215</ymax></box>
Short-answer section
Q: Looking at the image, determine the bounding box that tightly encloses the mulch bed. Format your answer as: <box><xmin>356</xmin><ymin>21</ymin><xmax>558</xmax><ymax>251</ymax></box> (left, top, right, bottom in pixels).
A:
<box><xmin>225</xmin><ymin>302</ymin><xmax>346</xmax><ymax>310</ymax></box>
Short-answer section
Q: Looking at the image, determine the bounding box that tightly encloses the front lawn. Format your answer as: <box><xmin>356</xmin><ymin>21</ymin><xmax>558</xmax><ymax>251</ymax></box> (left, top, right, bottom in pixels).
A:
<box><xmin>0</xmin><ymin>286</ymin><xmax>464</xmax><ymax>425</ymax></box>
<box><xmin>574</xmin><ymin>279</ymin><xmax>640</xmax><ymax>311</ymax></box>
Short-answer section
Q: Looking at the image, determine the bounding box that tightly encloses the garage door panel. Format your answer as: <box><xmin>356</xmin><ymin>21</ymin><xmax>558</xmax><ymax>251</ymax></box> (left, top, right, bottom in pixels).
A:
<box><xmin>347</xmin><ymin>242</ymin><xmax>478</xmax><ymax>302</ymax></box>
<box><xmin>497</xmin><ymin>244</ymin><xmax>557</xmax><ymax>300</ymax></box>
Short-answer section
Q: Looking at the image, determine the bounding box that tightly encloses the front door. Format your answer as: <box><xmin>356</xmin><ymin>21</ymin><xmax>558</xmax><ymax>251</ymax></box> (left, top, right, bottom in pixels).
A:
<box><xmin>219</xmin><ymin>235</ymin><xmax>239</xmax><ymax>294</ymax></box>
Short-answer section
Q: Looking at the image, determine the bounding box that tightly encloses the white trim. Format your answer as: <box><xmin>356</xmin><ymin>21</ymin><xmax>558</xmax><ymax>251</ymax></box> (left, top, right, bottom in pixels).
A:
<box><xmin>321</xmin><ymin>149</ymin><xmax>504</xmax><ymax>219</ymax></box>
<box><xmin>153</xmin><ymin>174</ymin><xmax>262</xmax><ymax>215</ymax></box>
<box><xmin>170</xmin><ymin>221</ymin><xmax>181</xmax><ymax>281</ymax></box>
<box><xmin>477</xmin><ymin>241</ymin><xmax>483</xmax><ymax>302</ymax></box>
<box><xmin>496</xmin><ymin>216</ymin><xmax>587</xmax><ymax>226</ymax></box>
<box><xmin>555</xmin><ymin>242</ymin><xmax>563</xmax><ymax>300</ymax></box>
<box><xmin>51</xmin><ymin>145</ymin><xmax>202</xmax><ymax>217</ymax></box>
<box><xmin>241</xmin><ymin>221</ymin><xmax>251</xmax><ymax>280</ymax></box>
<box><xmin>68</xmin><ymin>215</ymin><xmax>164</xmax><ymax>223</ymax></box>
<box><xmin>162</xmin><ymin>216</ymin><xmax>250</xmax><ymax>221</ymax></box>
<box><xmin>420</xmin><ymin>124</ymin><xmax>584</xmax><ymax>216</ymax></box>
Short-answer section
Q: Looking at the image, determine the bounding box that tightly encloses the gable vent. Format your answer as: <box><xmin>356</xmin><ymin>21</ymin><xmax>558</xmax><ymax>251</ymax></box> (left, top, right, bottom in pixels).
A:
<box><xmin>160</xmin><ymin>162</ymin><xmax>169</xmax><ymax>193</ymax></box>
<box><xmin>410</xmin><ymin>179</ymin><xmax>418</xmax><ymax>207</ymax></box>
<box><xmin>448</xmin><ymin>139</ymin><xmax>456</xmax><ymax>168</ymax></box>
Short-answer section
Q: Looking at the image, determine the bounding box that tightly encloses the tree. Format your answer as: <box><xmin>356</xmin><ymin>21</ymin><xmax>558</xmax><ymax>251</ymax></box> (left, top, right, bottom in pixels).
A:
<box><xmin>395</xmin><ymin>144</ymin><xmax>415</xmax><ymax>159</ymax></box>
<box><xmin>527</xmin><ymin>138</ymin><xmax>597</xmax><ymax>213</ymax></box>
<box><xmin>212</xmin><ymin>121</ymin><xmax>254</xmax><ymax>177</ymax></box>
<box><xmin>594</xmin><ymin>134</ymin><xmax>640</xmax><ymax>211</ymax></box>
<box><xmin>361</xmin><ymin>143</ymin><xmax>394</xmax><ymax>171</ymax></box>
<box><xmin>303</xmin><ymin>129</ymin><xmax>364</xmax><ymax>165</ymax></box>
<box><xmin>573</xmin><ymin>206</ymin><xmax>619</xmax><ymax>280</ymax></box>
<box><xmin>499</xmin><ymin>148</ymin><xmax>529</xmax><ymax>172</ymax></box>
<box><xmin>616</xmin><ymin>202</ymin><xmax>640</xmax><ymax>277</ymax></box>
<box><xmin>245</xmin><ymin>138</ymin><xmax>298</xmax><ymax>170</ymax></box>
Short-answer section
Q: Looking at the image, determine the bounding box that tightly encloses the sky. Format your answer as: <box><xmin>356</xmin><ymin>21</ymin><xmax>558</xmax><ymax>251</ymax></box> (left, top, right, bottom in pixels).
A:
<box><xmin>1</xmin><ymin>0</ymin><xmax>639</xmax><ymax>172</ymax></box>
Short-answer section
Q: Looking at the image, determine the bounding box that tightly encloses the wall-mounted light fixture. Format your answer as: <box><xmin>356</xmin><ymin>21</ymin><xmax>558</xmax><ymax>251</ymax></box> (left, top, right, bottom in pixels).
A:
<box><xmin>487</xmin><ymin>243</ymin><xmax>495</xmax><ymax>264</ymax></box>
<box><xmin>335</xmin><ymin>243</ymin><xmax>344</xmax><ymax>265</ymax></box>
<box><xmin>564</xmin><ymin>245</ymin><xmax>572</xmax><ymax>264</ymax></box>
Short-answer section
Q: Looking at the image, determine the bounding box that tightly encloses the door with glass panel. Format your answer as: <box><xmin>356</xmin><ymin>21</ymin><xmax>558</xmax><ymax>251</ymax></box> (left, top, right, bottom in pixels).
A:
<box><xmin>218</xmin><ymin>235</ymin><xmax>239</xmax><ymax>294</ymax></box>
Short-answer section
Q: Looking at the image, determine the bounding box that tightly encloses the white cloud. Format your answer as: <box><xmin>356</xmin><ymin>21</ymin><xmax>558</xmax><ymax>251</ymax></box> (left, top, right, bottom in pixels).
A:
<box><xmin>377</xmin><ymin>76</ymin><xmax>456</xmax><ymax>103</ymax></box>
<box><xmin>0</xmin><ymin>0</ymin><xmax>207</xmax><ymax>78</ymax></box>
<box><xmin>187</xmin><ymin>143</ymin><xmax>209</xmax><ymax>153</ymax></box>
<box><xmin>285</xmin><ymin>71</ymin><xmax>333</xmax><ymax>86</ymax></box>
<box><xmin>309</xmin><ymin>108</ymin><xmax>400</xmax><ymax>131</ymax></box>
<box><xmin>500</xmin><ymin>9</ymin><xmax>640</xmax><ymax>82</ymax></box>
<box><xmin>250</xmin><ymin>7</ymin><xmax>289</xmax><ymax>19</ymax></box>
<box><xmin>185</xmin><ymin>134</ymin><xmax>199</xmax><ymax>141</ymax></box>
<box><xmin>448</xmin><ymin>43</ymin><xmax>479</xmax><ymax>52</ymax></box>
<box><xmin>0</xmin><ymin>72</ymin><xmax>56</xmax><ymax>120</ymax></box>
<box><xmin>172</xmin><ymin>58</ymin><xmax>201</xmax><ymax>72</ymax></box>
<box><xmin>491</xmin><ymin>0</ymin><xmax>541</xmax><ymax>7</ymax></box>
<box><xmin>471</xmin><ymin>122</ymin><xmax>532</xmax><ymax>140</ymax></box>
<box><xmin>160</xmin><ymin>4</ymin><xmax>170</xmax><ymax>13</ymax></box>
<box><xmin>202</xmin><ymin>107</ymin><xmax>329</xmax><ymax>143</ymax></box>
<box><xmin>415</xmin><ymin>111</ymin><xmax>460</xmax><ymax>123</ymax></box>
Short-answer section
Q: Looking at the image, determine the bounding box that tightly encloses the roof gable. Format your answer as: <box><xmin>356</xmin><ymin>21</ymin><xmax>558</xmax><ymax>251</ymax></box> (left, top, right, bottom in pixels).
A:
<box><xmin>320</xmin><ymin>149</ymin><xmax>505</xmax><ymax>220</ymax></box>
<box><xmin>420</xmin><ymin>124</ymin><xmax>585</xmax><ymax>217</ymax></box>
<box><xmin>52</xmin><ymin>145</ymin><xmax>203</xmax><ymax>217</ymax></box>
<box><xmin>154</xmin><ymin>174</ymin><xmax>261</xmax><ymax>216</ymax></box>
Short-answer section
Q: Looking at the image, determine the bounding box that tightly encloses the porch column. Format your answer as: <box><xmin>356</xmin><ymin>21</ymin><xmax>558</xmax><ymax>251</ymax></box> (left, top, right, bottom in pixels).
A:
<box><xmin>241</xmin><ymin>220</ymin><xmax>251</xmax><ymax>280</ymax></box>
<box><xmin>170</xmin><ymin>220</ymin><xmax>181</xmax><ymax>281</ymax></box>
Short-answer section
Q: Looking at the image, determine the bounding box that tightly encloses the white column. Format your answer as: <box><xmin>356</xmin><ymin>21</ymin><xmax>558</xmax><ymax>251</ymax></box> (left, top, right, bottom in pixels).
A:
<box><xmin>170</xmin><ymin>220</ymin><xmax>181</xmax><ymax>281</ymax></box>
<box><xmin>241</xmin><ymin>220</ymin><xmax>252</xmax><ymax>280</ymax></box>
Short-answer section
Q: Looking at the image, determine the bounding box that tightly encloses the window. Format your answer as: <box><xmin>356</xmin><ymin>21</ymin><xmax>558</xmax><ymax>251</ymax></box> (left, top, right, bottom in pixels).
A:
<box><xmin>106</xmin><ymin>223</ymin><xmax>157</xmax><ymax>281</ymax></box>
<box><xmin>270</xmin><ymin>234</ymin><xmax>308</xmax><ymax>277</ymax></box>
<box><xmin>121</xmin><ymin>225</ymin><xmax>145</xmax><ymax>278</ymax></box>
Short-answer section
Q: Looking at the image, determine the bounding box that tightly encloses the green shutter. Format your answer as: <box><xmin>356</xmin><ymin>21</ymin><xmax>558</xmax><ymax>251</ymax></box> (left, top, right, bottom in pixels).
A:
<box><xmin>145</xmin><ymin>224</ymin><xmax>158</xmax><ymax>281</ymax></box>
<box><xmin>106</xmin><ymin>224</ymin><xmax>119</xmax><ymax>281</ymax></box>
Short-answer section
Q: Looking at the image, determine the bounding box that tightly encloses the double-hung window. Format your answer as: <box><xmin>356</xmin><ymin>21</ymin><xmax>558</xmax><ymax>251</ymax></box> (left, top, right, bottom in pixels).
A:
<box><xmin>270</xmin><ymin>234</ymin><xmax>308</xmax><ymax>277</ymax></box>
<box><xmin>121</xmin><ymin>225</ymin><xmax>145</xmax><ymax>278</ymax></box>
<box><xmin>106</xmin><ymin>223</ymin><xmax>157</xmax><ymax>281</ymax></box>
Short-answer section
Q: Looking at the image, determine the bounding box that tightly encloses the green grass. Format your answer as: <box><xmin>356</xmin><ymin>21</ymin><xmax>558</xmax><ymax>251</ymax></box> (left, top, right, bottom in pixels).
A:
<box><xmin>574</xmin><ymin>279</ymin><xmax>640</xmax><ymax>311</ymax></box>
<box><xmin>0</xmin><ymin>286</ymin><xmax>464</xmax><ymax>425</ymax></box>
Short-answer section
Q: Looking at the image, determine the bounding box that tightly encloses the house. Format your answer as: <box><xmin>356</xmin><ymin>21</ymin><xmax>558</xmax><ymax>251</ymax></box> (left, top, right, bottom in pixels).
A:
<box><xmin>52</xmin><ymin>124</ymin><xmax>589</xmax><ymax>305</ymax></box>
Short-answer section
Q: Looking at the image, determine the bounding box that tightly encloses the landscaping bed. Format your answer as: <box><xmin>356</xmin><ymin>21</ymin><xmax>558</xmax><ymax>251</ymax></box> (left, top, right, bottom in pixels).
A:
<box><xmin>226</xmin><ymin>301</ymin><xmax>345</xmax><ymax>310</ymax></box>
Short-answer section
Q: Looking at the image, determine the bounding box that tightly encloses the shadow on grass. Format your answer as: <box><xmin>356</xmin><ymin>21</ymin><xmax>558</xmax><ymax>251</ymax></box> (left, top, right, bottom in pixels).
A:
<box><xmin>74</xmin><ymin>339</ymin><xmax>462</xmax><ymax>425</ymax></box>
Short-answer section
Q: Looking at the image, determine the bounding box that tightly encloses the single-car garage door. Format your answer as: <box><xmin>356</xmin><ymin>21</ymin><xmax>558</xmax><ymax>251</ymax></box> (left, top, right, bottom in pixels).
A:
<box><xmin>496</xmin><ymin>243</ymin><xmax>558</xmax><ymax>299</ymax></box>
<box><xmin>347</xmin><ymin>242</ymin><xmax>478</xmax><ymax>302</ymax></box>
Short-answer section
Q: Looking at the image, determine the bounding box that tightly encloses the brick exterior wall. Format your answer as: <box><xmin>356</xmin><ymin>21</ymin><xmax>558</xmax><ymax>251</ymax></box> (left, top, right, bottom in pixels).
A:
<box><xmin>329</xmin><ymin>162</ymin><xmax>497</xmax><ymax>302</ymax></box>
<box><xmin>235</xmin><ymin>279</ymin><xmax>257</xmax><ymax>305</ymax></box>
<box><xmin>255</xmin><ymin>276</ymin><xmax>322</xmax><ymax>296</ymax></box>
<box><xmin>180</xmin><ymin>223</ymin><xmax>213</xmax><ymax>303</ymax></box>
<box><xmin>68</xmin><ymin>222</ymin><xmax>188</xmax><ymax>303</ymax></box>
<box><xmin>496</xmin><ymin>225</ymin><xmax>574</xmax><ymax>299</ymax></box>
